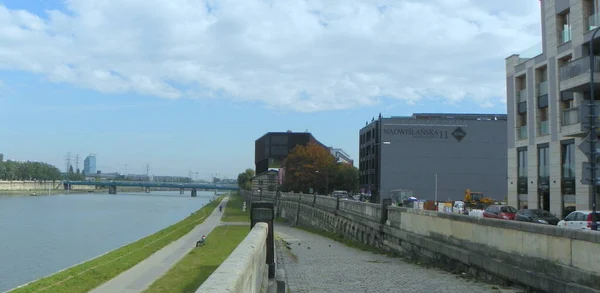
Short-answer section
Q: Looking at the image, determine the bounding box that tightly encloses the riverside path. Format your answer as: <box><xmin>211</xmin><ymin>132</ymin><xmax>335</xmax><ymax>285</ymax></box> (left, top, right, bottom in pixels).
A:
<box><xmin>89</xmin><ymin>196</ymin><xmax>230</xmax><ymax>293</ymax></box>
<box><xmin>274</xmin><ymin>224</ymin><xmax>522</xmax><ymax>293</ymax></box>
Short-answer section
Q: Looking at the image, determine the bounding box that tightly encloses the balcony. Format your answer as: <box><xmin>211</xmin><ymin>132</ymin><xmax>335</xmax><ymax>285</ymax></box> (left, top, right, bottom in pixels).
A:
<box><xmin>518</xmin><ymin>125</ymin><xmax>527</xmax><ymax>140</ymax></box>
<box><xmin>559</xmin><ymin>56</ymin><xmax>600</xmax><ymax>92</ymax></box>
<box><xmin>517</xmin><ymin>89</ymin><xmax>527</xmax><ymax>102</ymax></box>
<box><xmin>562</xmin><ymin>107</ymin><xmax>580</xmax><ymax>126</ymax></box>
<box><xmin>539</xmin><ymin>120</ymin><xmax>549</xmax><ymax>136</ymax></box>
<box><xmin>561</xmin><ymin>27</ymin><xmax>571</xmax><ymax>44</ymax></box>
<box><xmin>537</xmin><ymin>81</ymin><xmax>548</xmax><ymax>97</ymax></box>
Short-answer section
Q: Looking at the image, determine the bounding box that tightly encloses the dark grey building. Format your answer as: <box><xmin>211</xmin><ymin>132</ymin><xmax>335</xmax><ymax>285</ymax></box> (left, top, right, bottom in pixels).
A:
<box><xmin>359</xmin><ymin>113</ymin><xmax>507</xmax><ymax>203</ymax></box>
<box><xmin>255</xmin><ymin>131</ymin><xmax>326</xmax><ymax>174</ymax></box>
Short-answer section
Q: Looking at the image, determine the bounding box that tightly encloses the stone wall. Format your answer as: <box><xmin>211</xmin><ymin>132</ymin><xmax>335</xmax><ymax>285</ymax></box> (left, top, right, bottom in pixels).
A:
<box><xmin>0</xmin><ymin>181</ymin><xmax>94</xmax><ymax>191</ymax></box>
<box><xmin>196</xmin><ymin>222</ymin><xmax>269</xmax><ymax>293</ymax></box>
<box><xmin>267</xmin><ymin>192</ymin><xmax>600</xmax><ymax>293</ymax></box>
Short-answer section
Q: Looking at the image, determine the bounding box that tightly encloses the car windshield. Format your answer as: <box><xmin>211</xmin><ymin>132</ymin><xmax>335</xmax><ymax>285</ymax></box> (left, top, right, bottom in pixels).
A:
<box><xmin>532</xmin><ymin>210</ymin><xmax>552</xmax><ymax>217</ymax></box>
<box><xmin>500</xmin><ymin>206</ymin><xmax>517</xmax><ymax>213</ymax></box>
<box><xmin>591</xmin><ymin>213</ymin><xmax>600</xmax><ymax>222</ymax></box>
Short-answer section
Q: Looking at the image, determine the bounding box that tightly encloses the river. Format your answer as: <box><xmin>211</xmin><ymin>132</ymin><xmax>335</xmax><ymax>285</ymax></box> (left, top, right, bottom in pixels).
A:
<box><xmin>0</xmin><ymin>191</ymin><xmax>215</xmax><ymax>292</ymax></box>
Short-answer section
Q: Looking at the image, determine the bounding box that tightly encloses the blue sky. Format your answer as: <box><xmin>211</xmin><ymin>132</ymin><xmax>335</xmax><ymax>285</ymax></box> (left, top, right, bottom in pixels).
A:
<box><xmin>0</xmin><ymin>0</ymin><xmax>542</xmax><ymax>179</ymax></box>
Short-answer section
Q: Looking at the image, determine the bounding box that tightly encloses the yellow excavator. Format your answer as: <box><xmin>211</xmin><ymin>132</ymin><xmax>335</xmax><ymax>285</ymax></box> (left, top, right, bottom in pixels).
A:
<box><xmin>464</xmin><ymin>189</ymin><xmax>494</xmax><ymax>210</ymax></box>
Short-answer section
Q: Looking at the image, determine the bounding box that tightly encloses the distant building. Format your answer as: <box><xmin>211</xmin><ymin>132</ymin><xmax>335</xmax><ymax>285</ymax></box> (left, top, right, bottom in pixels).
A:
<box><xmin>329</xmin><ymin>147</ymin><xmax>353</xmax><ymax>165</ymax></box>
<box><xmin>254</xmin><ymin>131</ymin><xmax>327</xmax><ymax>174</ymax></box>
<box><xmin>251</xmin><ymin>170</ymin><xmax>279</xmax><ymax>194</ymax></box>
<box><xmin>83</xmin><ymin>155</ymin><xmax>96</xmax><ymax>175</ymax></box>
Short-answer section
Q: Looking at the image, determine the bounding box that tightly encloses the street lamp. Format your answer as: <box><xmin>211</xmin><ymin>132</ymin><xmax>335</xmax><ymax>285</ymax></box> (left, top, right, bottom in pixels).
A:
<box><xmin>589</xmin><ymin>26</ymin><xmax>600</xmax><ymax>231</ymax></box>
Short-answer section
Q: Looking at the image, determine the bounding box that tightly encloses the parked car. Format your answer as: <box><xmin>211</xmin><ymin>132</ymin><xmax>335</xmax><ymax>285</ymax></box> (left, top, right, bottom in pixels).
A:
<box><xmin>514</xmin><ymin>209</ymin><xmax>559</xmax><ymax>225</ymax></box>
<box><xmin>557</xmin><ymin>210</ymin><xmax>600</xmax><ymax>230</ymax></box>
<box><xmin>483</xmin><ymin>205</ymin><xmax>517</xmax><ymax>220</ymax></box>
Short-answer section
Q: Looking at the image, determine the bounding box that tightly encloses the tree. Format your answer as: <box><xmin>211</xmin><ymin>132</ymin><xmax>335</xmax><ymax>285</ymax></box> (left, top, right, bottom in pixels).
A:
<box><xmin>281</xmin><ymin>142</ymin><xmax>336</xmax><ymax>194</ymax></box>
<box><xmin>237</xmin><ymin>168</ymin><xmax>255</xmax><ymax>190</ymax></box>
<box><xmin>332</xmin><ymin>163</ymin><xmax>359</xmax><ymax>193</ymax></box>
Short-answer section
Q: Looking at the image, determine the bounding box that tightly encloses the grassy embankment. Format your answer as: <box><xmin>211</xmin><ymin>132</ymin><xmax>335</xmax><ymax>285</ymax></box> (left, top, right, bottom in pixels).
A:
<box><xmin>143</xmin><ymin>225</ymin><xmax>250</xmax><ymax>293</ymax></box>
<box><xmin>9</xmin><ymin>195</ymin><xmax>225</xmax><ymax>293</ymax></box>
<box><xmin>221</xmin><ymin>192</ymin><xmax>250</xmax><ymax>222</ymax></box>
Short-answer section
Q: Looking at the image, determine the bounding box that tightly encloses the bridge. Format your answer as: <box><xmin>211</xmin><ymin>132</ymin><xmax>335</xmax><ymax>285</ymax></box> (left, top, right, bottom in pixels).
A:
<box><xmin>62</xmin><ymin>181</ymin><xmax>239</xmax><ymax>196</ymax></box>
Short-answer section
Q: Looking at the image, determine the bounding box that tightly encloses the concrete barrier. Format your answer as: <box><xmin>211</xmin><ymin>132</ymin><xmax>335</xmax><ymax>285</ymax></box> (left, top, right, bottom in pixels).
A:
<box><xmin>271</xmin><ymin>192</ymin><xmax>600</xmax><ymax>293</ymax></box>
<box><xmin>196</xmin><ymin>222</ymin><xmax>268</xmax><ymax>293</ymax></box>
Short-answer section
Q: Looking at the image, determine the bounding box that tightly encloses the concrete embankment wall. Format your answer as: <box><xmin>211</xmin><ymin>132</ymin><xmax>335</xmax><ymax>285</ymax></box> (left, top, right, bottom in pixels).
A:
<box><xmin>0</xmin><ymin>180</ymin><xmax>94</xmax><ymax>191</ymax></box>
<box><xmin>272</xmin><ymin>193</ymin><xmax>600</xmax><ymax>293</ymax></box>
<box><xmin>196</xmin><ymin>222</ymin><xmax>269</xmax><ymax>293</ymax></box>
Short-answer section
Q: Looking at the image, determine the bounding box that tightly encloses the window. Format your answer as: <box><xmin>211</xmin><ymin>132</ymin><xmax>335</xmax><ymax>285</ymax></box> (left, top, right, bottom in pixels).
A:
<box><xmin>559</xmin><ymin>11</ymin><xmax>571</xmax><ymax>43</ymax></box>
<box><xmin>539</xmin><ymin>107</ymin><xmax>549</xmax><ymax>135</ymax></box>
<box><xmin>588</xmin><ymin>0</ymin><xmax>600</xmax><ymax>30</ymax></box>
<box><xmin>562</xmin><ymin>143</ymin><xmax>575</xmax><ymax>178</ymax></box>
<box><xmin>518</xmin><ymin>149</ymin><xmax>527</xmax><ymax>178</ymax></box>
<box><xmin>538</xmin><ymin>146</ymin><xmax>549</xmax><ymax>178</ymax></box>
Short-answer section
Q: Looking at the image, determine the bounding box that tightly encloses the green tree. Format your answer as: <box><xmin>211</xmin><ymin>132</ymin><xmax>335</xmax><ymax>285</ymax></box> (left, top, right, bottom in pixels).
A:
<box><xmin>237</xmin><ymin>168</ymin><xmax>255</xmax><ymax>190</ymax></box>
<box><xmin>332</xmin><ymin>163</ymin><xmax>359</xmax><ymax>193</ymax></box>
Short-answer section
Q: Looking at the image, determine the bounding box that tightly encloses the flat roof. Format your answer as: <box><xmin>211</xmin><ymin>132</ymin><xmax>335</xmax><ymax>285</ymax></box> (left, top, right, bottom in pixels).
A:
<box><xmin>390</xmin><ymin>113</ymin><xmax>507</xmax><ymax>121</ymax></box>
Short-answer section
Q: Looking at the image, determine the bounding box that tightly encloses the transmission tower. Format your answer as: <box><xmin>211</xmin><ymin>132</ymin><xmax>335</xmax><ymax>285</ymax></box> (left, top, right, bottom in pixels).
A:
<box><xmin>64</xmin><ymin>152</ymin><xmax>72</xmax><ymax>173</ymax></box>
<box><xmin>145</xmin><ymin>164</ymin><xmax>150</xmax><ymax>176</ymax></box>
<box><xmin>74</xmin><ymin>154</ymin><xmax>80</xmax><ymax>172</ymax></box>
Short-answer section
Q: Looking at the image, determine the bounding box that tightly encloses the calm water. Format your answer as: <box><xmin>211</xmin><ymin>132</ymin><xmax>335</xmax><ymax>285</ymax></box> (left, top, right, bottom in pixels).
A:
<box><xmin>0</xmin><ymin>191</ymin><xmax>215</xmax><ymax>292</ymax></box>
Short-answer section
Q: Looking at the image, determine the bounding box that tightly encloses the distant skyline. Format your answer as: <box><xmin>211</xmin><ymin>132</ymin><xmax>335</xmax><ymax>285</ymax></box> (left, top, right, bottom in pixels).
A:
<box><xmin>0</xmin><ymin>0</ymin><xmax>542</xmax><ymax>179</ymax></box>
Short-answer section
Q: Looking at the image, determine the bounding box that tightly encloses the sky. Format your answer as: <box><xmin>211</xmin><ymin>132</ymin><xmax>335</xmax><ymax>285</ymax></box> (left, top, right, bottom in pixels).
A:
<box><xmin>0</xmin><ymin>0</ymin><xmax>542</xmax><ymax>180</ymax></box>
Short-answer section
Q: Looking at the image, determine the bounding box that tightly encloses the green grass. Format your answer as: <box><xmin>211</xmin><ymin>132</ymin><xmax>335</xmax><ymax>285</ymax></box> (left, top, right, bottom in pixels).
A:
<box><xmin>143</xmin><ymin>225</ymin><xmax>250</xmax><ymax>293</ymax></box>
<box><xmin>9</xmin><ymin>195</ymin><xmax>225</xmax><ymax>293</ymax></box>
<box><xmin>221</xmin><ymin>193</ymin><xmax>250</xmax><ymax>222</ymax></box>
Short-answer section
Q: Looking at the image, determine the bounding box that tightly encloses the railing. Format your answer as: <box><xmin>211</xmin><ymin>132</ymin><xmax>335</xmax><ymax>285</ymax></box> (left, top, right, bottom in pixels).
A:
<box><xmin>539</xmin><ymin>120</ymin><xmax>549</xmax><ymax>135</ymax></box>
<box><xmin>537</xmin><ymin>81</ymin><xmax>548</xmax><ymax>97</ymax></box>
<box><xmin>559</xmin><ymin>56</ymin><xmax>600</xmax><ymax>81</ymax></box>
<box><xmin>562</xmin><ymin>107</ymin><xmax>580</xmax><ymax>126</ymax></box>
<box><xmin>518</xmin><ymin>125</ymin><xmax>527</xmax><ymax>140</ymax></box>
<box><xmin>561</xmin><ymin>27</ymin><xmax>571</xmax><ymax>43</ymax></box>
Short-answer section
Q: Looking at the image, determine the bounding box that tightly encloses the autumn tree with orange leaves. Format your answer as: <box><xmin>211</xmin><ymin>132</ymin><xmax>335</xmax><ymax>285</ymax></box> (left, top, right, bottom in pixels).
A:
<box><xmin>281</xmin><ymin>142</ymin><xmax>338</xmax><ymax>194</ymax></box>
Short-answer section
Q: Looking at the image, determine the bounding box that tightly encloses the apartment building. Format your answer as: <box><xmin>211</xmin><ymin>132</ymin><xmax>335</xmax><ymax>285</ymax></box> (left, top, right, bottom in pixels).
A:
<box><xmin>506</xmin><ymin>0</ymin><xmax>600</xmax><ymax>217</ymax></box>
<box><xmin>329</xmin><ymin>147</ymin><xmax>354</xmax><ymax>165</ymax></box>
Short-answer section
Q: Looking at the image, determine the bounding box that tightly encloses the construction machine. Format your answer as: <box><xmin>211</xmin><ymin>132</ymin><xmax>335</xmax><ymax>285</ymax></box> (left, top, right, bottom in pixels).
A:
<box><xmin>464</xmin><ymin>189</ymin><xmax>494</xmax><ymax>210</ymax></box>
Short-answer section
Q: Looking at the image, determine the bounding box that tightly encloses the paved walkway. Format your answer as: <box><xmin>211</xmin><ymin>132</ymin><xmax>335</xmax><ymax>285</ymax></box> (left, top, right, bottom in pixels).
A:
<box><xmin>275</xmin><ymin>224</ymin><xmax>521</xmax><ymax>293</ymax></box>
<box><xmin>89</xmin><ymin>196</ymin><xmax>229</xmax><ymax>293</ymax></box>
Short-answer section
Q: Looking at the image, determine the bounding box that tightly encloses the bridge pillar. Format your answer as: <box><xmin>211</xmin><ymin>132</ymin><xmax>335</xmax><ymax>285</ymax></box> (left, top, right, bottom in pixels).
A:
<box><xmin>250</xmin><ymin>201</ymin><xmax>275</xmax><ymax>279</ymax></box>
<box><xmin>180</xmin><ymin>188</ymin><xmax>184</xmax><ymax>194</ymax></box>
<box><xmin>108</xmin><ymin>186</ymin><xmax>117</xmax><ymax>194</ymax></box>
<box><xmin>144</xmin><ymin>187</ymin><xmax>150</xmax><ymax>193</ymax></box>
<box><xmin>191</xmin><ymin>188</ymin><xmax>197</xmax><ymax>197</ymax></box>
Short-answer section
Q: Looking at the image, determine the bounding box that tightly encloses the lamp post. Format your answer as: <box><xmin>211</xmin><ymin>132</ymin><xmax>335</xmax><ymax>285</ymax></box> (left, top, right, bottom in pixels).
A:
<box><xmin>589</xmin><ymin>26</ymin><xmax>600</xmax><ymax>231</ymax></box>
<box><xmin>315</xmin><ymin>170</ymin><xmax>329</xmax><ymax>196</ymax></box>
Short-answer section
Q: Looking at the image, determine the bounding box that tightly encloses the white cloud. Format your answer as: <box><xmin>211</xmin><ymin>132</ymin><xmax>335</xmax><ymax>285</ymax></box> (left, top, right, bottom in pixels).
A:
<box><xmin>0</xmin><ymin>0</ymin><xmax>541</xmax><ymax>112</ymax></box>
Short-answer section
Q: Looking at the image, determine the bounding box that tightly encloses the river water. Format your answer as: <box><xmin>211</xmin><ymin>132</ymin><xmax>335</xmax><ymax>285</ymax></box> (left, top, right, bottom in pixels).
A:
<box><xmin>0</xmin><ymin>191</ymin><xmax>215</xmax><ymax>292</ymax></box>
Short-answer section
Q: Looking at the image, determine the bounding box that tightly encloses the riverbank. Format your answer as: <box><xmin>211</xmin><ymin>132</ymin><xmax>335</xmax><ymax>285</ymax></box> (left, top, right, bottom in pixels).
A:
<box><xmin>7</xmin><ymin>195</ymin><xmax>226</xmax><ymax>293</ymax></box>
